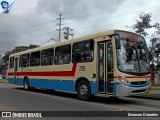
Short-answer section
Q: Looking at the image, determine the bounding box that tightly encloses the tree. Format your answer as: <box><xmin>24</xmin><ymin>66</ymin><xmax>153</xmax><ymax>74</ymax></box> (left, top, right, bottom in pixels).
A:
<box><xmin>127</xmin><ymin>13</ymin><xmax>159</xmax><ymax>37</ymax></box>
<box><xmin>127</xmin><ymin>13</ymin><xmax>160</xmax><ymax>64</ymax></box>
<box><xmin>126</xmin><ymin>12</ymin><xmax>160</xmax><ymax>84</ymax></box>
<box><xmin>133</xmin><ymin>13</ymin><xmax>152</xmax><ymax>36</ymax></box>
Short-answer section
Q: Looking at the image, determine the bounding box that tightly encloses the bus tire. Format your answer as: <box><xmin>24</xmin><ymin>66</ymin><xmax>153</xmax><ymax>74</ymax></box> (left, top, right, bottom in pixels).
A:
<box><xmin>24</xmin><ymin>77</ymin><xmax>29</xmax><ymax>90</ymax></box>
<box><xmin>77</xmin><ymin>80</ymin><xmax>91</xmax><ymax>101</ymax></box>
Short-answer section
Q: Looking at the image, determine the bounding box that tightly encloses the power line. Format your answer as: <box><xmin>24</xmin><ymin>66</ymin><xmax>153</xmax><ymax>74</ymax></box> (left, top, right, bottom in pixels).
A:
<box><xmin>0</xmin><ymin>0</ymin><xmax>158</xmax><ymax>45</ymax></box>
<box><xmin>0</xmin><ymin>11</ymin><xmax>159</xmax><ymax>41</ymax></box>
<box><xmin>64</xmin><ymin>0</ymin><xmax>153</xmax><ymax>19</ymax></box>
<box><xmin>0</xmin><ymin>21</ymin><xmax>56</xmax><ymax>36</ymax></box>
<box><xmin>0</xmin><ymin>0</ymin><xmax>152</xmax><ymax>35</ymax></box>
<box><xmin>63</xmin><ymin>4</ymin><xmax>160</xmax><ymax>25</ymax></box>
<box><xmin>0</xmin><ymin>30</ymin><xmax>57</xmax><ymax>43</ymax></box>
<box><xmin>0</xmin><ymin>0</ymin><xmax>154</xmax><ymax>37</ymax></box>
<box><xmin>62</xmin><ymin>0</ymin><xmax>124</xmax><ymax>16</ymax></box>
<box><xmin>0</xmin><ymin>26</ymin><xmax>56</xmax><ymax>39</ymax></box>
<box><xmin>1</xmin><ymin>12</ymin><xmax>160</xmax><ymax>41</ymax></box>
<box><xmin>68</xmin><ymin>13</ymin><xmax>160</xmax><ymax>31</ymax></box>
<box><xmin>40</xmin><ymin>36</ymin><xmax>59</xmax><ymax>46</ymax></box>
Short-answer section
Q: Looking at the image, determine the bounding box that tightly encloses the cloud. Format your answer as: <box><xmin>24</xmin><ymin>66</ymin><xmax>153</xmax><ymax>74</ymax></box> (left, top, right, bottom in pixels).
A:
<box><xmin>0</xmin><ymin>0</ymin><xmax>160</xmax><ymax>55</ymax></box>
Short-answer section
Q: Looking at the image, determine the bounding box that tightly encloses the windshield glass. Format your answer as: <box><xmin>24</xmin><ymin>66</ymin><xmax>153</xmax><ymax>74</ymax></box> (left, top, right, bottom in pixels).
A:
<box><xmin>115</xmin><ymin>31</ymin><xmax>150</xmax><ymax>75</ymax></box>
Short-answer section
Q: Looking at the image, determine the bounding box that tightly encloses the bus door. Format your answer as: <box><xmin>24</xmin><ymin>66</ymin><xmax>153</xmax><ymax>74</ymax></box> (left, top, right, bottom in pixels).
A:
<box><xmin>98</xmin><ymin>41</ymin><xmax>114</xmax><ymax>94</ymax></box>
<box><xmin>14</xmin><ymin>58</ymin><xmax>18</xmax><ymax>84</ymax></box>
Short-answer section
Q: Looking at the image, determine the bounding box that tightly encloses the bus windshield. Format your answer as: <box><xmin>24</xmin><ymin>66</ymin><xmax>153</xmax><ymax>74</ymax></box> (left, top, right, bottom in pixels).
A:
<box><xmin>115</xmin><ymin>31</ymin><xmax>150</xmax><ymax>75</ymax></box>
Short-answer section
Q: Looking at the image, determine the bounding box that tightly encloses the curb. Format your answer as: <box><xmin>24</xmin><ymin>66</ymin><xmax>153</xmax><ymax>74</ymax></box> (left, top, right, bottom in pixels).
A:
<box><xmin>0</xmin><ymin>79</ymin><xmax>8</xmax><ymax>84</ymax></box>
<box><xmin>151</xmin><ymin>88</ymin><xmax>160</xmax><ymax>90</ymax></box>
<box><xmin>131</xmin><ymin>95</ymin><xmax>160</xmax><ymax>100</ymax></box>
<box><xmin>134</xmin><ymin>96</ymin><xmax>160</xmax><ymax>99</ymax></box>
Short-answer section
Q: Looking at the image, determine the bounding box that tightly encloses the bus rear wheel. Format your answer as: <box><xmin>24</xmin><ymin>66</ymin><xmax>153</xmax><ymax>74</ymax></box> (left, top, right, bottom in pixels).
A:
<box><xmin>24</xmin><ymin>78</ymin><xmax>29</xmax><ymax>90</ymax></box>
<box><xmin>77</xmin><ymin>80</ymin><xmax>91</xmax><ymax>101</ymax></box>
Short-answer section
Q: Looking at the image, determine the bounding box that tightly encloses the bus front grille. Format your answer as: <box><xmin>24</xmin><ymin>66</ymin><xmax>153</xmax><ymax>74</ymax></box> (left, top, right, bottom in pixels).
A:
<box><xmin>130</xmin><ymin>81</ymin><xmax>147</xmax><ymax>86</ymax></box>
<box><xmin>132</xmin><ymin>89</ymin><xmax>147</xmax><ymax>93</ymax></box>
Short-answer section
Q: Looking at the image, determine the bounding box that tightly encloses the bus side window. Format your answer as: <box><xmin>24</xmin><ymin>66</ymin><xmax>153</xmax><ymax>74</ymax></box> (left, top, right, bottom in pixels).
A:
<box><xmin>54</xmin><ymin>45</ymin><xmax>71</xmax><ymax>65</ymax></box>
<box><xmin>72</xmin><ymin>40</ymin><xmax>94</xmax><ymax>63</ymax></box>
<box><xmin>21</xmin><ymin>54</ymin><xmax>30</xmax><ymax>67</ymax></box>
<box><xmin>41</xmin><ymin>48</ymin><xmax>54</xmax><ymax>66</ymax></box>
<box><xmin>30</xmin><ymin>51</ymin><xmax>40</xmax><ymax>67</ymax></box>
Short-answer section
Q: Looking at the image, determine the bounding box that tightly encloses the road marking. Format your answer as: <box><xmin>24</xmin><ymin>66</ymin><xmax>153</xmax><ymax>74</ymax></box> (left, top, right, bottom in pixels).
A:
<box><xmin>117</xmin><ymin>108</ymin><xmax>125</xmax><ymax>111</ymax></box>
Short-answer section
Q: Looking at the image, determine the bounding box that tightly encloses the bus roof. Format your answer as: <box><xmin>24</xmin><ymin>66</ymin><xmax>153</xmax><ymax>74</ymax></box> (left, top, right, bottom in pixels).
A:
<box><xmin>9</xmin><ymin>29</ymin><xmax>137</xmax><ymax>57</ymax></box>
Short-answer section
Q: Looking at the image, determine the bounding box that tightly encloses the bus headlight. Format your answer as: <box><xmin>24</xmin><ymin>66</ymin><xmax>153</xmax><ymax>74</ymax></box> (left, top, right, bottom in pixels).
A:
<box><xmin>118</xmin><ymin>76</ymin><xmax>129</xmax><ymax>86</ymax></box>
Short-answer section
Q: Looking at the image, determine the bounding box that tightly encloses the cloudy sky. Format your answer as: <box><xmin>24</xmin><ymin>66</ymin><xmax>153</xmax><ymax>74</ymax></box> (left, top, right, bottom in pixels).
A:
<box><xmin>0</xmin><ymin>0</ymin><xmax>160</xmax><ymax>55</ymax></box>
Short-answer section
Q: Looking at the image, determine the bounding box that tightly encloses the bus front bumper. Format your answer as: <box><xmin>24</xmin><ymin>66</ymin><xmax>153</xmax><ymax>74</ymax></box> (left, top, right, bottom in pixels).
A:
<box><xmin>115</xmin><ymin>83</ymin><xmax>151</xmax><ymax>96</ymax></box>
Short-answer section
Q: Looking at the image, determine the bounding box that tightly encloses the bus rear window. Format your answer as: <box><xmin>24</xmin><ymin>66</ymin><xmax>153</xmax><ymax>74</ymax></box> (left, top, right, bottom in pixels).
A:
<box><xmin>72</xmin><ymin>40</ymin><xmax>94</xmax><ymax>63</ymax></box>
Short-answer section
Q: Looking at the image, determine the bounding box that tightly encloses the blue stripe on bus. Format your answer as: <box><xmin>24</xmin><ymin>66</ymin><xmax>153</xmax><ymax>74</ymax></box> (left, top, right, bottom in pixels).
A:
<box><xmin>114</xmin><ymin>82</ymin><xmax>120</xmax><ymax>96</ymax></box>
<box><xmin>8</xmin><ymin>78</ymin><xmax>98</xmax><ymax>95</ymax></box>
<box><xmin>30</xmin><ymin>79</ymin><xmax>75</xmax><ymax>92</ymax></box>
<box><xmin>8</xmin><ymin>78</ymin><xmax>15</xmax><ymax>84</ymax></box>
<box><xmin>90</xmin><ymin>81</ymin><xmax>97</xmax><ymax>95</ymax></box>
<box><xmin>8</xmin><ymin>78</ymin><xmax>23</xmax><ymax>85</ymax></box>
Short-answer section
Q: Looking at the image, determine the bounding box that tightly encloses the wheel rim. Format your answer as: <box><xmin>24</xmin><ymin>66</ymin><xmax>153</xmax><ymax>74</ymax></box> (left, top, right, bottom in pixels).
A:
<box><xmin>79</xmin><ymin>84</ymin><xmax>88</xmax><ymax>96</ymax></box>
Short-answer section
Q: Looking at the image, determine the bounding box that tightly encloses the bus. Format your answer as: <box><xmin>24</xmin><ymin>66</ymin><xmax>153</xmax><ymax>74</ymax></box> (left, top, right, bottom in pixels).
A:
<box><xmin>8</xmin><ymin>29</ymin><xmax>151</xmax><ymax>100</ymax></box>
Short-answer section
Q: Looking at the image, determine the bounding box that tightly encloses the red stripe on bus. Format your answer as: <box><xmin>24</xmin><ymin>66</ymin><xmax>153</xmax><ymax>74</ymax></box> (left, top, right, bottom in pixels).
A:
<box><xmin>114</xmin><ymin>76</ymin><xmax>150</xmax><ymax>78</ymax></box>
<box><xmin>125</xmin><ymin>76</ymin><xmax>151</xmax><ymax>78</ymax></box>
<box><xmin>8</xmin><ymin>64</ymin><xmax>77</xmax><ymax>77</ymax></box>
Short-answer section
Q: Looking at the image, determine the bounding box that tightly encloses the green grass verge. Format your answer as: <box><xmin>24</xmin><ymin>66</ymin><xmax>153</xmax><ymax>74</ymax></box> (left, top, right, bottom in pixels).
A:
<box><xmin>140</xmin><ymin>93</ymin><xmax>160</xmax><ymax>98</ymax></box>
<box><xmin>151</xmin><ymin>85</ymin><xmax>160</xmax><ymax>90</ymax></box>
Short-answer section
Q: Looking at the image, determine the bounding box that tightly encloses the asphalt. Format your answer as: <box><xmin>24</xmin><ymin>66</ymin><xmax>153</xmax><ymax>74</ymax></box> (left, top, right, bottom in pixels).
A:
<box><xmin>1</xmin><ymin>83</ymin><xmax>160</xmax><ymax>120</ymax></box>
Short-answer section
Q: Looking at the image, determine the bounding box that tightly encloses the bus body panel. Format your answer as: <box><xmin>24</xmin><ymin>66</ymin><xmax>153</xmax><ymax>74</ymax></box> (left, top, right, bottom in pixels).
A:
<box><xmin>8</xmin><ymin>29</ymin><xmax>151</xmax><ymax>99</ymax></box>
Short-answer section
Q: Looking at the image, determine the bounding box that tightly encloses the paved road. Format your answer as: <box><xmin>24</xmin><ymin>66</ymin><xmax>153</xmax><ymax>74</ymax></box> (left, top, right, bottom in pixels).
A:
<box><xmin>0</xmin><ymin>83</ymin><xmax>160</xmax><ymax>120</ymax></box>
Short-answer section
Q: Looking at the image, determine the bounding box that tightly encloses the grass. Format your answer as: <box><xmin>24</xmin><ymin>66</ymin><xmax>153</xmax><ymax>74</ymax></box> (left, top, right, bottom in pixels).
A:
<box><xmin>151</xmin><ymin>84</ymin><xmax>160</xmax><ymax>90</ymax></box>
<box><xmin>140</xmin><ymin>93</ymin><xmax>160</xmax><ymax>98</ymax></box>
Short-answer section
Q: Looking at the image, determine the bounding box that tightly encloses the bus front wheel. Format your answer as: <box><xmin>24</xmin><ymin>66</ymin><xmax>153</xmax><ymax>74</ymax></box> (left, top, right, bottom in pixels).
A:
<box><xmin>77</xmin><ymin>80</ymin><xmax>91</xmax><ymax>101</ymax></box>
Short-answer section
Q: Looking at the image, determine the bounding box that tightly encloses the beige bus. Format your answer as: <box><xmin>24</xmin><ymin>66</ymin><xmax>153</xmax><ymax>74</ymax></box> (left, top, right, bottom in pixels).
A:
<box><xmin>8</xmin><ymin>29</ymin><xmax>151</xmax><ymax>100</ymax></box>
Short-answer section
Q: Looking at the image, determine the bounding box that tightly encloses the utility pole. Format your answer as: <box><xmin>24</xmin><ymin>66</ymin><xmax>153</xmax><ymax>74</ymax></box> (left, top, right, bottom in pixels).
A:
<box><xmin>63</xmin><ymin>27</ymin><xmax>74</xmax><ymax>40</ymax></box>
<box><xmin>56</xmin><ymin>14</ymin><xmax>63</xmax><ymax>42</ymax></box>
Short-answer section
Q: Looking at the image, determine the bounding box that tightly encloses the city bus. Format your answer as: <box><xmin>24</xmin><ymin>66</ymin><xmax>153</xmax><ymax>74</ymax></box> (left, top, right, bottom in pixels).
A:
<box><xmin>8</xmin><ymin>30</ymin><xmax>151</xmax><ymax>100</ymax></box>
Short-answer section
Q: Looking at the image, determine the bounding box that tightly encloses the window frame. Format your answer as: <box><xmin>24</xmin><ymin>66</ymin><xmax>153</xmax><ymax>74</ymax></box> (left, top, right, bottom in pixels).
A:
<box><xmin>19</xmin><ymin>55</ymin><xmax>21</xmax><ymax>67</ymax></box>
<box><xmin>21</xmin><ymin>53</ymin><xmax>30</xmax><ymax>67</ymax></box>
<box><xmin>72</xmin><ymin>40</ymin><xmax>94</xmax><ymax>63</ymax></box>
<box><xmin>54</xmin><ymin>44</ymin><xmax>71</xmax><ymax>65</ymax></box>
<box><xmin>30</xmin><ymin>51</ymin><xmax>40</xmax><ymax>67</ymax></box>
<box><xmin>41</xmin><ymin>48</ymin><xmax>54</xmax><ymax>66</ymax></box>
